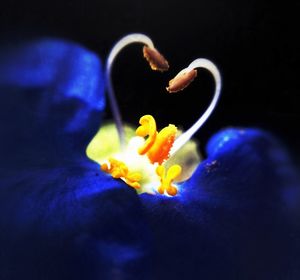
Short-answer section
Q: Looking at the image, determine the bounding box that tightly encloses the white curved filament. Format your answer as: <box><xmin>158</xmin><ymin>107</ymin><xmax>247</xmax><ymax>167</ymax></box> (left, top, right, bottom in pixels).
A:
<box><xmin>105</xmin><ymin>33</ymin><xmax>155</xmax><ymax>148</ymax></box>
<box><xmin>170</xmin><ymin>58</ymin><xmax>222</xmax><ymax>156</ymax></box>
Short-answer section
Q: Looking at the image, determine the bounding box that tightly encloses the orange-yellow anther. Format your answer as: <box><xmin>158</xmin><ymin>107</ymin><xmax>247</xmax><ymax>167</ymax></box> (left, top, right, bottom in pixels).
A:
<box><xmin>136</xmin><ymin>115</ymin><xmax>157</xmax><ymax>155</ymax></box>
<box><xmin>101</xmin><ymin>158</ymin><xmax>127</xmax><ymax>178</ymax></box>
<box><xmin>124</xmin><ymin>171</ymin><xmax>142</xmax><ymax>189</ymax></box>
<box><xmin>147</xmin><ymin>124</ymin><xmax>177</xmax><ymax>164</ymax></box>
<box><xmin>137</xmin><ymin>115</ymin><xmax>177</xmax><ymax>165</ymax></box>
<box><xmin>156</xmin><ymin>164</ymin><xmax>182</xmax><ymax>196</ymax></box>
<box><xmin>101</xmin><ymin>158</ymin><xmax>141</xmax><ymax>189</ymax></box>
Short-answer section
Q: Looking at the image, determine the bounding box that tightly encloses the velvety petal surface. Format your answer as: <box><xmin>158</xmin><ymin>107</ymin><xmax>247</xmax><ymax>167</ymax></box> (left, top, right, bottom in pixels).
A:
<box><xmin>141</xmin><ymin>128</ymin><xmax>300</xmax><ymax>279</ymax></box>
<box><xmin>0</xmin><ymin>38</ymin><xmax>105</xmax><ymax>167</ymax></box>
<box><xmin>0</xmin><ymin>39</ymin><xmax>151</xmax><ymax>280</ymax></box>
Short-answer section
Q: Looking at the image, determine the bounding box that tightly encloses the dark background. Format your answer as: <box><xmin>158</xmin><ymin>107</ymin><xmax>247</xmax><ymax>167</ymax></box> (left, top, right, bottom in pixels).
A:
<box><xmin>1</xmin><ymin>0</ymin><xmax>299</xmax><ymax>162</ymax></box>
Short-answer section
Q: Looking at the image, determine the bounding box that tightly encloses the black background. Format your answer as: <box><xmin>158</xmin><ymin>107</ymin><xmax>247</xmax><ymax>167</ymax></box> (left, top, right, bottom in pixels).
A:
<box><xmin>1</xmin><ymin>0</ymin><xmax>299</xmax><ymax>162</ymax></box>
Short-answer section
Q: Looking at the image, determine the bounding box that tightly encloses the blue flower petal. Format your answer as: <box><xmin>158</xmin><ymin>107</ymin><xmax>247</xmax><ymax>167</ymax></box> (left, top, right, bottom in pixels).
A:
<box><xmin>1</xmin><ymin>39</ymin><xmax>299</xmax><ymax>280</ymax></box>
<box><xmin>141</xmin><ymin>128</ymin><xmax>300</xmax><ymax>279</ymax></box>
<box><xmin>0</xmin><ymin>39</ymin><xmax>152</xmax><ymax>280</ymax></box>
<box><xmin>0</xmin><ymin>163</ymin><xmax>151</xmax><ymax>280</ymax></box>
<box><xmin>0</xmin><ymin>38</ymin><xmax>105</xmax><ymax>168</ymax></box>
<box><xmin>0</xmin><ymin>39</ymin><xmax>104</xmax><ymax>111</ymax></box>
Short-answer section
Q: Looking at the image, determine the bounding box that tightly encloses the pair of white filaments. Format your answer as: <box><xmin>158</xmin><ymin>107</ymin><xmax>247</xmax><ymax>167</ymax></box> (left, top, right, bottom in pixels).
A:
<box><xmin>105</xmin><ymin>33</ymin><xmax>222</xmax><ymax>157</ymax></box>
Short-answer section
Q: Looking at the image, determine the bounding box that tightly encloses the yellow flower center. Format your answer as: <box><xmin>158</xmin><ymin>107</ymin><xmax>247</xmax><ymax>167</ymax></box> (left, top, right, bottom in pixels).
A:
<box><xmin>100</xmin><ymin>115</ymin><xmax>182</xmax><ymax>196</ymax></box>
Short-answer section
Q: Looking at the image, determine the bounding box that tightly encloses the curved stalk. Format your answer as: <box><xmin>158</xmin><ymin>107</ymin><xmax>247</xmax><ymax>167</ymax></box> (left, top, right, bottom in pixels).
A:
<box><xmin>105</xmin><ymin>33</ymin><xmax>168</xmax><ymax>149</ymax></box>
<box><xmin>169</xmin><ymin>58</ymin><xmax>222</xmax><ymax>156</ymax></box>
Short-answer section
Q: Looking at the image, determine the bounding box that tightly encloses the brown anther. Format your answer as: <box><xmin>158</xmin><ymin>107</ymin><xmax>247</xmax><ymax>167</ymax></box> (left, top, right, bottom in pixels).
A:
<box><xmin>143</xmin><ymin>46</ymin><xmax>169</xmax><ymax>72</ymax></box>
<box><xmin>166</xmin><ymin>69</ymin><xmax>197</xmax><ymax>93</ymax></box>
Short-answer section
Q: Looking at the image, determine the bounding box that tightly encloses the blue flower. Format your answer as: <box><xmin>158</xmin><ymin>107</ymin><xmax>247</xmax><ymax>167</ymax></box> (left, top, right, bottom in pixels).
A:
<box><xmin>0</xmin><ymin>38</ymin><xmax>299</xmax><ymax>280</ymax></box>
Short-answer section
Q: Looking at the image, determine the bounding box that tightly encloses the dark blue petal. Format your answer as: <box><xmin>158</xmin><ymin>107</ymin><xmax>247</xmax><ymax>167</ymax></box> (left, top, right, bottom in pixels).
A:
<box><xmin>141</xmin><ymin>128</ymin><xmax>300</xmax><ymax>279</ymax></box>
<box><xmin>1</xmin><ymin>39</ymin><xmax>300</xmax><ymax>280</ymax></box>
<box><xmin>0</xmin><ymin>164</ymin><xmax>151</xmax><ymax>280</ymax></box>
<box><xmin>0</xmin><ymin>38</ymin><xmax>105</xmax><ymax>168</ymax></box>
<box><xmin>0</xmin><ymin>39</ymin><xmax>152</xmax><ymax>280</ymax></box>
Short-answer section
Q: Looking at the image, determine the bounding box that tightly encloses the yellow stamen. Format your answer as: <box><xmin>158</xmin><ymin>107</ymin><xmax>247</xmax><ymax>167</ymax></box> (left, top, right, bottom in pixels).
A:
<box><xmin>147</xmin><ymin>124</ymin><xmax>177</xmax><ymax>164</ymax></box>
<box><xmin>100</xmin><ymin>115</ymin><xmax>183</xmax><ymax>196</ymax></box>
<box><xmin>136</xmin><ymin>115</ymin><xmax>177</xmax><ymax>164</ymax></box>
<box><xmin>125</xmin><ymin>171</ymin><xmax>142</xmax><ymax>189</ymax></box>
<box><xmin>101</xmin><ymin>158</ymin><xmax>141</xmax><ymax>189</ymax></box>
<box><xmin>136</xmin><ymin>115</ymin><xmax>157</xmax><ymax>155</ymax></box>
<box><xmin>156</xmin><ymin>164</ymin><xmax>182</xmax><ymax>196</ymax></box>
